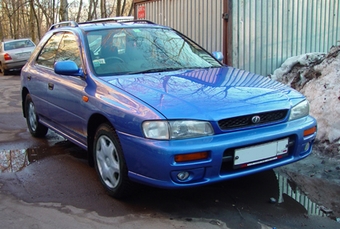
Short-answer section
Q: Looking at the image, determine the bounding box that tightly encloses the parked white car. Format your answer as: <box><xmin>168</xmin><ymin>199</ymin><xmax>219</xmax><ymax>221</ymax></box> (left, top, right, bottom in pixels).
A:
<box><xmin>0</xmin><ymin>38</ymin><xmax>35</xmax><ymax>75</ymax></box>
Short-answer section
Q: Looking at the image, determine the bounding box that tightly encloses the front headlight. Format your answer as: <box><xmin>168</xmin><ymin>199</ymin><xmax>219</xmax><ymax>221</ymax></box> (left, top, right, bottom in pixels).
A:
<box><xmin>289</xmin><ymin>100</ymin><xmax>310</xmax><ymax>121</ymax></box>
<box><xmin>142</xmin><ymin>120</ymin><xmax>214</xmax><ymax>140</ymax></box>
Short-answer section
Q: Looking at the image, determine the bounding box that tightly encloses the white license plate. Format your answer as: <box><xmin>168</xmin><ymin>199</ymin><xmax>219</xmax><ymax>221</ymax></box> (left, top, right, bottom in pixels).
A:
<box><xmin>234</xmin><ymin>138</ymin><xmax>288</xmax><ymax>168</ymax></box>
<box><xmin>16</xmin><ymin>52</ymin><xmax>30</xmax><ymax>57</ymax></box>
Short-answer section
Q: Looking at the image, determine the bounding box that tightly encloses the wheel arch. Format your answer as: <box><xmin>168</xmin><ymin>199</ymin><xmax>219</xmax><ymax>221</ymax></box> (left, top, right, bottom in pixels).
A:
<box><xmin>87</xmin><ymin>113</ymin><xmax>116</xmax><ymax>166</ymax></box>
<box><xmin>21</xmin><ymin>87</ymin><xmax>29</xmax><ymax>118</ymax></box>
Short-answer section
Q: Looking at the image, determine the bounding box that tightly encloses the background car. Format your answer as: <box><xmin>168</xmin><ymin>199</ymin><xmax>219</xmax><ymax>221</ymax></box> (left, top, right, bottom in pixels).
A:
<box><xmin>0</xmin><ymin>38</ymin><xmax>36</xmax><ymax>75</ymax></box>
<box><xmin>21</xmin><ymin>18</ymin><xmax>317</xmax><ymax>199</ymax></box>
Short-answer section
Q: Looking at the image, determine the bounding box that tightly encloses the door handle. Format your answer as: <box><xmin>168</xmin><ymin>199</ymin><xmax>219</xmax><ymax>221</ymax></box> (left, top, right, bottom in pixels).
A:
<box><xmin>48</xmin><ymin>83</ymin><xmax>54</xmax><ymax>90</ymax></box>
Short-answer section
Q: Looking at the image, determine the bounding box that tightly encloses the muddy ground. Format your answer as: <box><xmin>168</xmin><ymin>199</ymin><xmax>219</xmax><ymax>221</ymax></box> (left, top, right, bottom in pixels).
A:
<box><xmin>272</xmin><ymin>45</ymin><xmax>340</xmax><ymax>221</ymax></box>
<box><xmin>276</xmin><ymin>142</ymin><xmax>340</xmax><ymax>221</ymax></box>
<box><xmin>1</xmin><ymin>72</ymin><xmax>340</xmax><ymax>228</ymax></box>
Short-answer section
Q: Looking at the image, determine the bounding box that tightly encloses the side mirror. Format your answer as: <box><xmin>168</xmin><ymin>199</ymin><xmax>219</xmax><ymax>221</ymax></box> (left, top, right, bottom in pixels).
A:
<box><xmin>54</xmin><ymin>60</ymin><xmax>83</xmax><ymax>76</ymax></box>
<box><xmin>212</xmin><ymin>51</ymin><xmax>224</xmax><ymax>62</ymax></box>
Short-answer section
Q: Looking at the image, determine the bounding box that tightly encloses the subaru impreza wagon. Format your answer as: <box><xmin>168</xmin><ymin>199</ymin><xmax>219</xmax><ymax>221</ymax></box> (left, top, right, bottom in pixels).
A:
<box><xmin>21</xmin><ymin>18</ymin><xmax>317</xmax><ymax>198</ymax></box>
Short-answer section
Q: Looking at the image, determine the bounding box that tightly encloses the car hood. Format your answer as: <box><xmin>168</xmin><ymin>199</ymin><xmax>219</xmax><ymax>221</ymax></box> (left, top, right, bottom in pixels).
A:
<box><xmin>103</xmin><ymin>67</ymin><xmax>304</xmax><ymax>120</ymax></box>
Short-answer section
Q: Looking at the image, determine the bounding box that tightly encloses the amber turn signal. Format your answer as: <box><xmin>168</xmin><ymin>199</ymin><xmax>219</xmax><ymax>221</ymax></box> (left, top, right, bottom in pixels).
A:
<box><xmin>303</xmin><ymin>126</ymin><xmax>317</xmax><ymax>137</ymax></box>
<box><xmin>82</xmin><ymin>96</ymin><xmax>89</xmax><ymax>102</ymax></box>
<box><xmin>175</xmin><ymin>152</ymin><xmax>209</xmax><ymax>163</ymax></box>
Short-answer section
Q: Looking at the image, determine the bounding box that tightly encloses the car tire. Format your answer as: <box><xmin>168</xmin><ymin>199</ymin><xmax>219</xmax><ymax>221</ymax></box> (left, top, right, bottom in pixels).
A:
<box><xmin>25</xmin><ymin>94</ymin><xmax>48</xmax><ymax>138</ymax></box>
<box><xmin>93</xmin><ymin>123</ymin><xmax>133</xmax><ymax>198</ymax></box>
<box><xmin>3</xmin><ymin>69</ymin><xmax>9</xmax><ymax>75</ymax></box>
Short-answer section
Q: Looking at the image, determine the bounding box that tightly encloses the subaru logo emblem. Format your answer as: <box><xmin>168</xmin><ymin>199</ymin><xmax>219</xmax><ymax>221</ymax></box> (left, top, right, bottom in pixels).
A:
<box><xmin>251</xmin><ymin>115</ymin><xmax>261</xmax><ymax>124</ymax></box>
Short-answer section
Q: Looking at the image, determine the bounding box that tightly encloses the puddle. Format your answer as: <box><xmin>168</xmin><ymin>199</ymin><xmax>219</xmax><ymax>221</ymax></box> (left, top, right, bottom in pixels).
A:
<box><xmin>0</xmin><ymin>140</ymin><xmax>87</xmax><ymax>173</ymax></box>
<box><xmin>0</xmin><ymin>149</ymin><xmax>29</xmax><ymax>173</ymax></box>
<box><xmin>0</xmin><ymin>145</ymin><xmax>339</xmax><ymax>223</ymax></box>
<box><xmin>276</xmin><ymin>172</ymin><xmax>335</xmax><ymax>219</ymax></box>
<box><xmin>0</xmin><ymin>147</ymin><xmax>60</xmax><ymax>173</ymax></box>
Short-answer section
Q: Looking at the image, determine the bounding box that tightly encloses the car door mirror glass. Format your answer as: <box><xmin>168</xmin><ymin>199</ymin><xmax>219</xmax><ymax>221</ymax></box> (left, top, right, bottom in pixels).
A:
<box><xmin>54</xmin><ymin>60</ymin><xmax>83</xmax><ymax>76</ymax></box>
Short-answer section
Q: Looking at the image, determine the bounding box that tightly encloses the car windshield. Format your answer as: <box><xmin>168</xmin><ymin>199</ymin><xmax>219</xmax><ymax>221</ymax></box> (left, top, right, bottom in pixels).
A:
<box><xmin>4</xmin><ymin>40</ymin><xmax>35</xmax><ymax>51</ymax></box>
<box><xmin>86</xmin><ymin>27</ymin><xmax>222</xmax><ymax>76</ymax></box>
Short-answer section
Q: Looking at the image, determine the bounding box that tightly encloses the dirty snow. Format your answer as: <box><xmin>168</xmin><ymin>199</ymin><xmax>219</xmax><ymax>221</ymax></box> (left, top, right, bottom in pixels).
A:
<box><xmin>271</xmin><ymin>45</ymin><xmax>340</xmax><ymax>156</ymax></box>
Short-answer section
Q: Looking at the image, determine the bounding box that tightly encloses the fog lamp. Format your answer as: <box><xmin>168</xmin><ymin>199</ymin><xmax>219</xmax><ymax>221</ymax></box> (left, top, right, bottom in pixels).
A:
<box><xmin>304</xmin><ymin>142</ymin><xmax>310</xmax><ymax>151</ymax></box>
<box><xmin>177</xmin><ymin>171</ymin><xmax>190</xmax><ymax>181</ymax></box>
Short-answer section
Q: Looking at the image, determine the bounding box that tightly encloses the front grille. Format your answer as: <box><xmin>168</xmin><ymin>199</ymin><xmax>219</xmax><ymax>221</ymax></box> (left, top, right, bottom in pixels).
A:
<box><xmin>218</xmin><ymin>110</ymin><xmax>288</xmax><ymax>130</ymax></box>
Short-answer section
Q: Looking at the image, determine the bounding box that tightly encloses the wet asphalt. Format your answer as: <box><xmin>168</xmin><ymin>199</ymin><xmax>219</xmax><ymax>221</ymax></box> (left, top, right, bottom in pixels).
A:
<box><xmin>1</xmin><ymin>74</ymin><xmax>339</xmax><ymax>229</ymax></box>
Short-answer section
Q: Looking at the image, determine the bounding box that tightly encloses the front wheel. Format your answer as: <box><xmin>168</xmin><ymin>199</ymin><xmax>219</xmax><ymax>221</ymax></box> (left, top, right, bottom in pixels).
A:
<box><xmin>93</xmin><ymin>123</ymin><xmax>133</xmax><ymax>198</ymax></box>
<box><xmin>25</xmin><ymin>94</ymin><xmax>48</xmax><ymax>138</ymax></box>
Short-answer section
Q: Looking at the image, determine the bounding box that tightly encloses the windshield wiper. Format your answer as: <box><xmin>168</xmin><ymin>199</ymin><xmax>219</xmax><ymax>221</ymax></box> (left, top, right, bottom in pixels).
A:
<box><xmin>127</xmin><ymin>67</ymin><xmax>183</xmax><ymax>75</ymax></box>
<box><xmin>186</xmin><ymin>66</ymin><xmax>221</xmax><ymax>70</ymax></box>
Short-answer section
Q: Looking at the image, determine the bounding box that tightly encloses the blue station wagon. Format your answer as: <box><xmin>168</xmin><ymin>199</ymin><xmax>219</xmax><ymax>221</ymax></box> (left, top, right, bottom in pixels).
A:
<box><xmin>21</xmin><ymin>18</ymin><xmax>317</xmax><ymax>198</ymax></box>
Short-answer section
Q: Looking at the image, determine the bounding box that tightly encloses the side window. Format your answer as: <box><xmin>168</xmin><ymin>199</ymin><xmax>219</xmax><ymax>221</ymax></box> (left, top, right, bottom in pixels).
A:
<box><xmin>36</xmin><ymin>33</ymin><xmax>63</xmax><ymax>68</ymax></box>
<box><xmin>55</xmin><ymin>33</ymin><xmax>82</xmax><ymax>67</ymax></box>
<box><xmin>25</xmin><ymin>40</ymin><xmax>35</xmax><ymax>47</ymax></box>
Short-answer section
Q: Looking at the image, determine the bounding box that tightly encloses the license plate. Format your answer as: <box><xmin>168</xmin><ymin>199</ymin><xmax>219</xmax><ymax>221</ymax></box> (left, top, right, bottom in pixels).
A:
<box><xmin>16</xmin><ymin>52</ymin><xmax>30</xmax><ymax>57</ymax></box>
<box><xmin>234</xmin><ymin>138</ymin><xmax>288</xmax><ymax>168</ymax></box>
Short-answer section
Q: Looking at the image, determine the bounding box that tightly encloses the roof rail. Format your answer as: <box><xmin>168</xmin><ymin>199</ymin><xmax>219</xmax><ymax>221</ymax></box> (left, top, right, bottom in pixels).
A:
<box><xmin>81</xmin><ymin>16</ymin><xmax>135</xmax><ymax>25</ymax></box>
<box><xmin>47</xmin><ymin>18</ymin><xmax>156</xmax><ymax>30</ymax></box>
<box><xmin>123</xmin><ymin>20</ymin><xmax>156</xmax><ymax>25</ymax></box>
<box><xmin>49</xmin><ymin>21</ymin><xmax>78</xmax><ymax>30</ymax></box>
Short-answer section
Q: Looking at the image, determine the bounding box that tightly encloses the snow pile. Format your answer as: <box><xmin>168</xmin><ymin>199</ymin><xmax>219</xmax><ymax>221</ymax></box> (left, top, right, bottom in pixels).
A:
<box><xmin>272</xmin><ymin>46</ymin><xmax>340</xmax><ymax>155</ymax></box>
<box><xmin>271</xmin><ymin>52</ymin><xmax>326</xmax><ymax>89</ymax></box>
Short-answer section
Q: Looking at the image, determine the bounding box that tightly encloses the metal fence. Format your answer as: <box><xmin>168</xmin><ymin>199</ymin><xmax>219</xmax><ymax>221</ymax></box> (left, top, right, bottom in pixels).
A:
<box><xmin>231</xmin><ymin>0</ymin><xmax>340</xmax><ymax>76</ymax></box>
<box><xmin>134</xmin><ymin>0</ymin><xmax>340</xmax><ymax>76</ymax></box>
<box><xmin>134</xmin><ymin>0</ymin><xmax>224</xmax><ymax>58</ymax></box>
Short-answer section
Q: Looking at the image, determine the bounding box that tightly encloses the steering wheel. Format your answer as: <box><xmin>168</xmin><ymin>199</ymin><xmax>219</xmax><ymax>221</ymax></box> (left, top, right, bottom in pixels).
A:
<box><xmin>105</xmin><ymin>56</ymin><xmax>125</xmax><ymax>63</ymax></box>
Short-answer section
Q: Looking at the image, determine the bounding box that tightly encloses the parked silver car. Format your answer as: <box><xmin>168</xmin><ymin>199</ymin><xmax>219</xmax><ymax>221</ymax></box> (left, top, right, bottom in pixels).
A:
<box><xmin>0</xmin><ymin>38</ymin><xmax>35</xmax><ymax>75</ymax></box>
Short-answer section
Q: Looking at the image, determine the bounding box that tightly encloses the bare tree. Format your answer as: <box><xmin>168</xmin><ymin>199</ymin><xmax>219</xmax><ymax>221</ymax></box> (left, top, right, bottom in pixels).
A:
<box><xmin>59</xmin><ymin>0</ymin><xmax>68</xmax><ymax>21</ymax></box>
<box><xmin>29</xmin><ymin>0</ymin><xmax>41</xmax><ymax>42</ymax></box>
<box><xmin>0</xmin><ymin>0</ymin><xmax>134</xmax><ymax>41</ymax></box>
<box><xmin>87</xmin><ymin>0</ymin><xmax>99</xmax><ymax>21</ymax></box>
<box><xmin>116</xmin><ymin>0</ymin><xmax>121</xmax><ymax>16</ymax></box>
<box><xmin>76</xmin><ymin>0</ymin><xmax>83</xmax><ymax>22</ymax></box>
<box><xmin>116</xmin><ymin>0</ymin><xmax>130</xmax><ymax>16</ymax></box>
<box><xmin>100</xmin><ymin>0</ymin><xmax>106</xmax><ymax>18</ymax></box>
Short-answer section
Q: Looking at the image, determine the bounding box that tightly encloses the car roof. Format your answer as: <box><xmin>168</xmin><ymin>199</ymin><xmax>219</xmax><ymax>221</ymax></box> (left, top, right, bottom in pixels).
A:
<box><xmin>48</xmin><ymin>18</ymin><xmax>168</xmax><ymax>33</ymax></box>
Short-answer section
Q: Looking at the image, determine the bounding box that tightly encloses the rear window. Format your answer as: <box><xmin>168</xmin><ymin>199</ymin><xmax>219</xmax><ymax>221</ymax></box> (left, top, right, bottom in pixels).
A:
<box><xmin>4</xmin><ymin>40</ymin><xmax>35</xmax><ymax>51</ymax></box>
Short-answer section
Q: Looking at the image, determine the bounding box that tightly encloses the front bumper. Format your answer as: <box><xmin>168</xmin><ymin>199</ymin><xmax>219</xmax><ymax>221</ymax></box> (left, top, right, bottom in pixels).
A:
<box><xmin>118</xmin><ymin>116</ymin><xmax>317</xmax><ymax>189</ymax></box>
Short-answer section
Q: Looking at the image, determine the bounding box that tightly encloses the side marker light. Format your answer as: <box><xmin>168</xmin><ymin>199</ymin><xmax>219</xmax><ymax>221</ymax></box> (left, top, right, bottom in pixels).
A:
<box><xmin>82</xmin><ymin>96</ymin><xmax>89</xmax><ymax>102</ymax></box>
